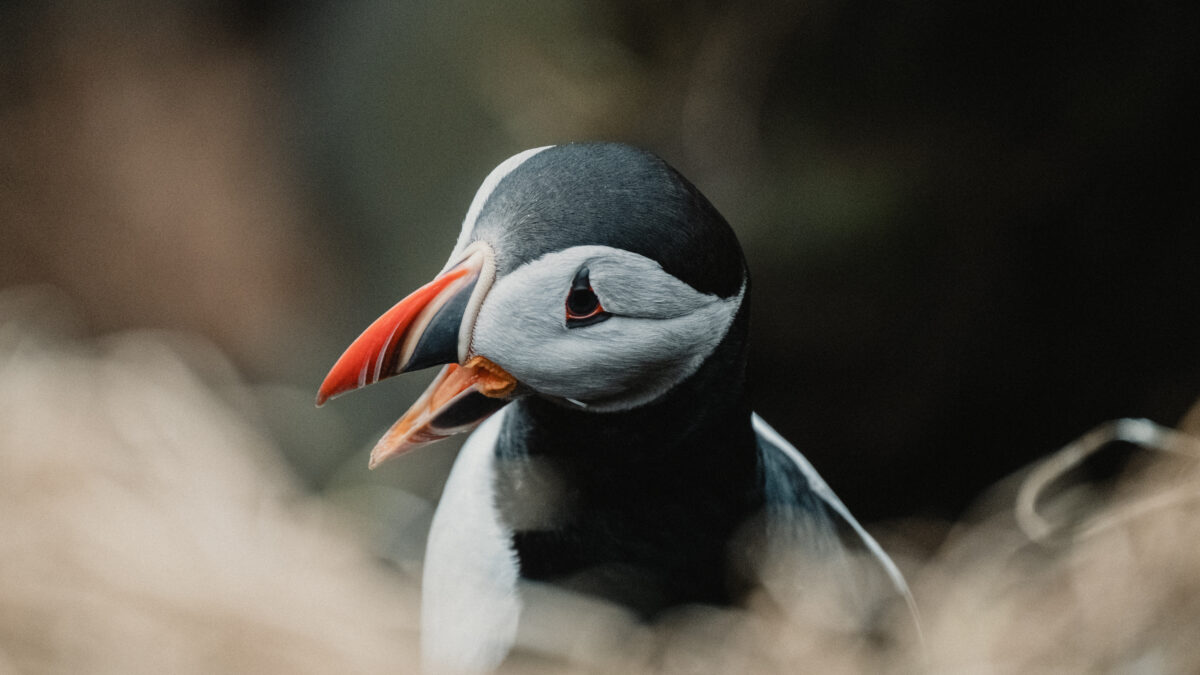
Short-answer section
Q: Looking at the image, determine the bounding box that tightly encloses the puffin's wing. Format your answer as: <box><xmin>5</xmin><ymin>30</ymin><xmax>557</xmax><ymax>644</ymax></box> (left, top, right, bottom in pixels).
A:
<box><xmin>752</xmin><ymin>413</ymin><xmax>918</xmax><ymax>626</ymax></box>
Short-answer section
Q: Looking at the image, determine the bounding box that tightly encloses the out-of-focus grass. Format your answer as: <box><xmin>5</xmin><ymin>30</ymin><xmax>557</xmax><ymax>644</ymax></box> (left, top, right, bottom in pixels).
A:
<box><xmin>0</xmin><ymin>288</ymin><xmax>421</xmax><ymax>675</ymax></box>
<box><xmin>2</xmin><ymin>288</ymin><xmax>1198</xmax><ymax>674</ymax></box>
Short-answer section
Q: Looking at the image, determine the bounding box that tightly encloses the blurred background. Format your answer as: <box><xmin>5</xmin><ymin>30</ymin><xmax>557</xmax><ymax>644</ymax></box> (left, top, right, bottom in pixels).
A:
<box><xmin>2</xmin><ymin>1</ymin><xmax>1199</xmax><ymax>672</ymax></box>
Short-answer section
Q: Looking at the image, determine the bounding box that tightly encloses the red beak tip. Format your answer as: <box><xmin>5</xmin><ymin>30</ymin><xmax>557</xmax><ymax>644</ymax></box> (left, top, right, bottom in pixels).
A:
<box><xmin>315</xmin><ymin>387</ymin><xmax>335</xmax><ymax>407</ymax></box>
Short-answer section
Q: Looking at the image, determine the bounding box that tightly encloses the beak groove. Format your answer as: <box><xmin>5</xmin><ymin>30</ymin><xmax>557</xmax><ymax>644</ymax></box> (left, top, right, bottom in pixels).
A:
<box><xmin>316</xmin><ymin>250</ymin><xmax>486</xmax><ymax>407</ymax></box>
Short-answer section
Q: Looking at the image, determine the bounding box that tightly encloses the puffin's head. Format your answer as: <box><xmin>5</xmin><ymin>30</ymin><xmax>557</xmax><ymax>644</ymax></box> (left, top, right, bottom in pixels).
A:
<box><xmin>317</xmin><ymin>143</ymin><xmax>748</xmax><ymax>467</ymax></box>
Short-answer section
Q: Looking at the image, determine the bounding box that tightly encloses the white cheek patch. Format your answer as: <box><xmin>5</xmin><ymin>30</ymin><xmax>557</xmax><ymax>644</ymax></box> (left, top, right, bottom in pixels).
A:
<box><xmin>471</xmin><ymin>246</ymin><xmax>745</xmax><ymax>411</ymax></box>
<box><xmin>443</xmin><ymin>146</ymin><xmax>554</xmax><ymax>273</ymax></box>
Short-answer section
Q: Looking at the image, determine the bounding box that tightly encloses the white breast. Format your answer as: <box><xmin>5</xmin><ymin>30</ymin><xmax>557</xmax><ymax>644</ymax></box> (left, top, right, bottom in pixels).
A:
<box><xmin>421</xmin><ymin>408</ymin><xmax>521</xmax><ymax>673</ymax></box>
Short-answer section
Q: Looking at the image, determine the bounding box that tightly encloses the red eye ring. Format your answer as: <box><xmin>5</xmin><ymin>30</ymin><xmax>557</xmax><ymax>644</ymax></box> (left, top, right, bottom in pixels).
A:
<box><xmin>565</xmin><ymin>266</ymin><xmax>611</xmax><ymax>328</ymax></box>
<box><xmin>566</xmin><ymin>286</ymin><xmax>604</xmax><ymax>320</ymax></box>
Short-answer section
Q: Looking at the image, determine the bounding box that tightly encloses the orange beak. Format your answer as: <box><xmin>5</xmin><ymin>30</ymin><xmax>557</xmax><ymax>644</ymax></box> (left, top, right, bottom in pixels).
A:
<box><xmin>365</xmin><ymin>356</ymin><xmax>515</xmax><ymax>468</ymax></box>
<box><xmin>317</xmin><ymin>246</ymin><xmax>517</xmax><ymax>468</ymax></box>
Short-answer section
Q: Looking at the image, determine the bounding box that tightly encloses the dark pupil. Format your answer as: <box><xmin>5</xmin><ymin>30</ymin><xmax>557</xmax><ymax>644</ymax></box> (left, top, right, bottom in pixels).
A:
<box><xmin>568</xmin><ymin>266</ymin><xmax>600</xmax><ymax>316</ymax></box>
<box><xmin>567</xmin><ymin>287</ymin><xmax>599</xmax><ymax>316</ymax></box>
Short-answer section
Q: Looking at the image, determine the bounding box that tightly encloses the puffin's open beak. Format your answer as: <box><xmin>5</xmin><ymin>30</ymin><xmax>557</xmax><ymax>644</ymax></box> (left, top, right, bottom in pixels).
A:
<box><xmin>316</xmin><ymin>246</ymin><xmax>517</xmax><ymax>468</ymax></box>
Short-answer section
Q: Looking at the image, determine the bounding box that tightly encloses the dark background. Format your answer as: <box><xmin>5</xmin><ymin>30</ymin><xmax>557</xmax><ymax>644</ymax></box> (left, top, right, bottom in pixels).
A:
<box><xmin>3</xmin><ymin>0</ymin><xmax>1198</xmax><ymax>530</ymax></box>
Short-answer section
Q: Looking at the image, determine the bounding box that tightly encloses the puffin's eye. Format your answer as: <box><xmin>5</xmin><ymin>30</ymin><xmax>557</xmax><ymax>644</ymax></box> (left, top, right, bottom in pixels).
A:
<box><xmin>565</xmin><ymin>266</ymin><xmax>610</xmax><ymax>328</ymax></box>
<box><xmin>566</xmin><ymin>287</ymin><xmax>600</xmax><ymax>317</ymax></box>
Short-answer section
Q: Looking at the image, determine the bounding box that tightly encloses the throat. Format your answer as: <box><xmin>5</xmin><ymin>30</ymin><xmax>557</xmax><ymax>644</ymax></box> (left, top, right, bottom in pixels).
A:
<box><xmin>492</xmin><ymin>332</ymin><xmax>761</xmax><ymax>617</ymax></box>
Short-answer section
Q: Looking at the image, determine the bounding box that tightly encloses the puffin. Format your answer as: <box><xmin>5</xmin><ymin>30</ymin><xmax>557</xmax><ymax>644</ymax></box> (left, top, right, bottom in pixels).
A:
<box><xmin>317</xmin><ymin>143</ymin><xmax>916</xmax><ymax>671</ymax></box>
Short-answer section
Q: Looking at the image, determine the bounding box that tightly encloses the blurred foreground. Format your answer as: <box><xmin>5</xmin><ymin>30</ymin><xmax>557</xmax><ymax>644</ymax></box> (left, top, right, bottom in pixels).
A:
<box><xmin>2</xmin><ymin>288</ymin><xmax>1198</xmax><ymax>674</ymax></box>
